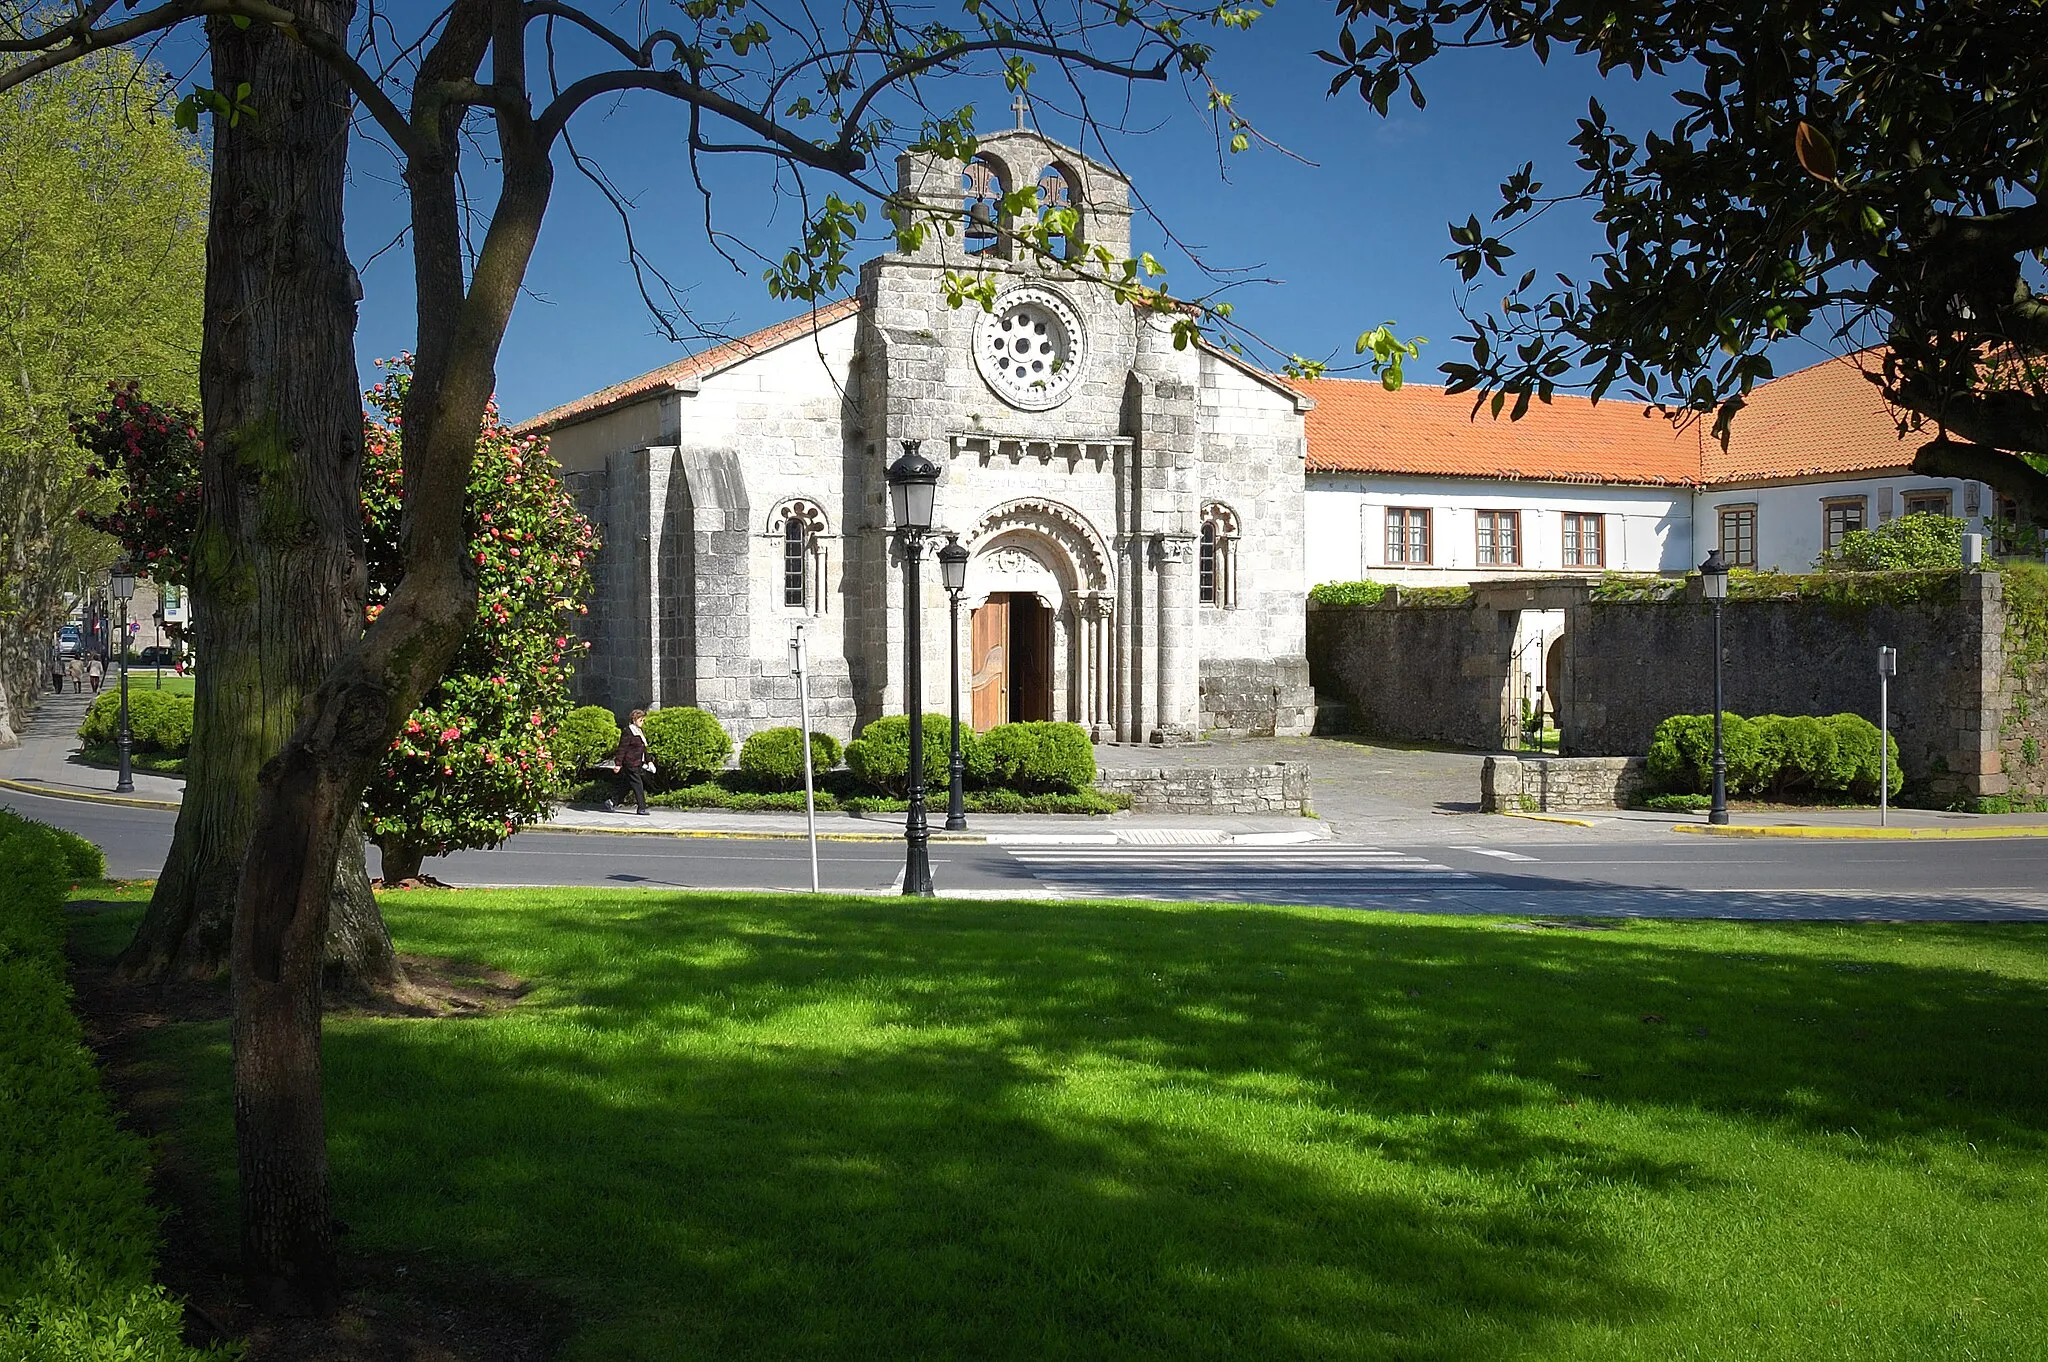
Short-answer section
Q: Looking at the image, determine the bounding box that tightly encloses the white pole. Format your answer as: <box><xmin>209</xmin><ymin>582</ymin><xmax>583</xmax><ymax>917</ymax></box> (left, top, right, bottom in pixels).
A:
<box><xmin>1878</xmin><ymin>645</ymin><xmax>1895</xmax><ymax>827</ymax></box>
<box><xmin>793</xmin><ymin>626</ymin><xmax>820</xmax><ymax>893</ymax></box>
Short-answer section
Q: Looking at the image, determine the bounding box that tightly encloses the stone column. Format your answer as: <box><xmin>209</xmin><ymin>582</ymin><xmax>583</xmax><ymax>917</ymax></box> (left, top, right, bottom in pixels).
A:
<box><xmin>1152</xmin><ymin>532</ymin><xmax>1199</xmax><ymax>742</ymax></box>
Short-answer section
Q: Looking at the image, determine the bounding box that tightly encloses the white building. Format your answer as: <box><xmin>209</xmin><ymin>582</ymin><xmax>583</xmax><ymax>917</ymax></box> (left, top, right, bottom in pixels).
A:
<box><xmin>1297</xmin><ymin>352</ymin><xmax>2005</xmax><ymax>591</ymax></box>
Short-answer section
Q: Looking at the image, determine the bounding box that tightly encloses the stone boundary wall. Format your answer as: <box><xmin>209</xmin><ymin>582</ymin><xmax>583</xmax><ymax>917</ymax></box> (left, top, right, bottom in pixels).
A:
<box><xmin>1306</xmin><ymin>602</ymin><xmax>1509</xmax><ymax>749</ymax></box>
<box><xmin>1481</xmin><ymin>756</ymin><xmax>1646</xmax><ymax>813</ymax></box>
<box><xmin>1095</xmin><ymin>762</ymin><xmax>1309</xmax><ymax>814</ymax></box>
<box><xmin>1564</xmin><ymin>573</ymin><xmax>2008</xmax><ymax>800</ymax></box>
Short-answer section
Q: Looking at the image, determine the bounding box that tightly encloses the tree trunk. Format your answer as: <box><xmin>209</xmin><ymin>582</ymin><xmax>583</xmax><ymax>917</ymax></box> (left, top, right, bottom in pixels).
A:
<box><xmin>114</xmin><ymin>0</ymin><xmax>405</xmax><ymax>1001</ymax></box>
<box><xmin>191</xmin><ymin>0</ymin><xmax>359</xmax><ymax>1314</ymax></box>
<box><xmin>376</xmin><ymin>841</ymin><xmax>427</xmax><ymax>884</ymax></box>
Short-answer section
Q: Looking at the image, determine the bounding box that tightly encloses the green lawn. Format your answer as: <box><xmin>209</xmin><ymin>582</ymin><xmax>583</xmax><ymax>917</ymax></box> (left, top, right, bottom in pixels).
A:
<box><xmin>72</xmin><ymin>890</ymin><xmax>2048</xmax><ymax>1360</ymax></box>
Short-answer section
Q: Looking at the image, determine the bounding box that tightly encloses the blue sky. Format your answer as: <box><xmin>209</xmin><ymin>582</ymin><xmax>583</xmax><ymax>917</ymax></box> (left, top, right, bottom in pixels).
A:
<box><xmin>317</xmin><ymin>6</ymin><xmax>1826</xmax><ymax>424</ymax></box>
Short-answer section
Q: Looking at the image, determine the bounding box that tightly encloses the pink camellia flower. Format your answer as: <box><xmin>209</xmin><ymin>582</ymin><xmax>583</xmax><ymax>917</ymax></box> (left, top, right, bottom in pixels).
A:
<box><xmin>440</xmin><ymin>726</ymin><xmax>461</xmax><ymax>743</ymax></box>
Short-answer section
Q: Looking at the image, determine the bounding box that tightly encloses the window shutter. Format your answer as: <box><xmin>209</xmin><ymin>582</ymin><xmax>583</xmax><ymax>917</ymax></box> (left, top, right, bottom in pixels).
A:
<box><xmin>1965</xmin><ymin>482</ymin><xmax>1982</xmax><ymax>516</ymax></box>
<box><xmin>1877</xmin><ymin>486</ymin><xmax>1894</xmax><ymax>523</ymax></box>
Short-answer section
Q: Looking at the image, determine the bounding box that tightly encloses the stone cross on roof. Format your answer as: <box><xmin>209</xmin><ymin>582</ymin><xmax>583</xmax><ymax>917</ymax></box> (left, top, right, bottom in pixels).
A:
<box><xmin>1012</xmin><ymin>91</ymin><xmax>1030</xmax><ymax>129</ymax></box>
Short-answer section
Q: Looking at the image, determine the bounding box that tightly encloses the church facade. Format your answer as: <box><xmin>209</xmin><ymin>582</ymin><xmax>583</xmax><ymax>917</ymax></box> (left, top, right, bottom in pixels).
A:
<box><xmin>524</xmin><ymin>127</ymin><xmax>1316</xmax><ymax>745</ymax></box>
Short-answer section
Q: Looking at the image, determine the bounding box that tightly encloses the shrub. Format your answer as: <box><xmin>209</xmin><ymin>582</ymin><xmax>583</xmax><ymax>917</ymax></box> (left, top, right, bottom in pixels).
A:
<box><xmin>1643</xmin><ymin>792</ymin><xmax>1713</xmax><ymax>812</ymax></box>
<box><xmin>74</xmin><ymin>690</ymin><xmax>192</xmax><ymax>755</ymax></box>
<box><xmin>642</xmin><ymin>706</ymin><xmax>732</xmax><ymax>787</ymax></box>
<box><xmin>1821</xmin><ymin>512</ymin><xmax>1963</xmax><ymax>571</ymax></box>
<box><xmin>1647</xmin><ymin>711</ymin><xmax>1899</xmax><ymax>800</ymax></box>
<box><xmin>1308</xmin><ymin>580</ymin><xmax>1388</xmax><ymax>606</ymax></box>
<box><xmin>737</xmin><ymin>727</ymin><xmax>843</xmax><ymax>789</ymax></box>
<box><xmin>845</xmin><ymin>715</ymin><xmax>986</xmax><ymax>796</ymax></box>
<box><xmin>979</xmin><ymin>721</ymin><xmax>1096</xmax><ymax>793</ymax></box>
<box><xmin>0</xmin><ymin>811</ymin><xmax>217</xmax><ymax>1361</ymax></box>
<box><xmin>1824</xmin><ymin>712</ymin><xmax>1904</xmax><ymax>799</ymax></box>
<box><xmin>552</xmin><ymin>705</ymin><xmax>621</xmax><ymax>775</ymax></box>
<box><xmin>1646</xmin><ymin>713</ymin><xmax>1756</xmax><ymax>794</ymax></box>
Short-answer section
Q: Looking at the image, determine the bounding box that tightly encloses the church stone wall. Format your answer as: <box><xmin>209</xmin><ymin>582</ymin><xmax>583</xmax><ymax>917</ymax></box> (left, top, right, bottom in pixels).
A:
<box><xmin>1194</xmin><ymin>351</ymin><xmax>1314</xmax><ymax>735</ymax></box>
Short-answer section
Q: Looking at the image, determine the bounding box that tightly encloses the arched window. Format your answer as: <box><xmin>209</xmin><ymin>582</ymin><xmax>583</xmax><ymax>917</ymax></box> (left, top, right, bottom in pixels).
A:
<box><xmin>1200</xmin><ymin>502</ymin><xmax>1240</xmax><ymax>608</ymax></box>
<box><xmin>962</xmin><ymin>156</ymin><xmax>1007</xmax><ymax>256</ymax></box>
<box><xmin>771</xmin><ymin>500</ymin><xmax>829</xmax><ymax>613</ymax></box>
<box><xmin>1036</xmin><ymin>164</ymin><xmax>1079</xmax><ymax>260</ymax></box>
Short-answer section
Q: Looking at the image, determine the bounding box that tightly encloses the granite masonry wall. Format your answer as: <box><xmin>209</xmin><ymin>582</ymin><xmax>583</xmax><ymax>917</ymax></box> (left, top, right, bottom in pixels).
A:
<box><xmin>1563</xmin><ymin>572</ymin><xmax>2011</xmax><ymax>800</ymax></box>
<box><xmin>1199</xmin><ymin>657</ymin><xmax>1315</xmax><ymax>738</ymax></box>
<box><xmin>1306</xmin><ymin>600</ymin><xmax>1516</xmax><ymax>750</ymax></box>
<box><xmin>1094</xmin><ymin>761</ymin><xmax>1309</xmax><ymax>815</ymax></box>
<box><xmin>1310</xmin><ymin>571</ymin><xmax>2039</xmax><ymax>802</ymax></box>
<box><xmin>1480</xmin><ymin>756</ymin><xmax>1647</xmax><ymax>813</ymax></box>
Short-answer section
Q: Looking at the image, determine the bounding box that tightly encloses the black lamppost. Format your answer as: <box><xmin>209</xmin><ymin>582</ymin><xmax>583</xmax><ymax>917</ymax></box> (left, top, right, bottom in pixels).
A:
<box><xmin>109</xmin><ymin>561</ymin><xmax>136</xmax><ymax>794</ymax></box>
<box><xmin>1699</xmin><ymin>548</ymin><xmax>1729</xmax><ymax>825</ymax></box>
<box><xmin>887</xmin><ymin>442</ymin><xmax>941</xmax><ymax>896</ymax></box>
<box><xmin>938</xmin><ymin>535</ymin><xmax>970</xmax><ymax>831</ymax></box>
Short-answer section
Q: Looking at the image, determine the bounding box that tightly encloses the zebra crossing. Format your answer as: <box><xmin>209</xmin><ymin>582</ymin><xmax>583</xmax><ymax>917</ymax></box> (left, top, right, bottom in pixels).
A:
<box><xmin>998</xmin><ymin>841</ymin><xmax>1482</xmax><ymax>906</ymax></box>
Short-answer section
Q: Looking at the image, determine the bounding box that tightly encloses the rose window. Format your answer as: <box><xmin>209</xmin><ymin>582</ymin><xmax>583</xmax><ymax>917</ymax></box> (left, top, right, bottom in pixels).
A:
<box><xmin>973</xmin><ymin>286</ymin><xmax>1085</xmax><ymax>410</ymax></box>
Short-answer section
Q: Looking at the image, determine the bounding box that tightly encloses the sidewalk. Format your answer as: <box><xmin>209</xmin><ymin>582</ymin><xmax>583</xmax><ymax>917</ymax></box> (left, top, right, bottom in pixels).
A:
<box><xmin>0</xmin><ymin>686</ymin><xmax>184</xmax><ymax>808</ymax></box>
<box><xmin>0</xmin><ymin>692</ymin><xmax>1328</xmax><ymax>845</ymax></box>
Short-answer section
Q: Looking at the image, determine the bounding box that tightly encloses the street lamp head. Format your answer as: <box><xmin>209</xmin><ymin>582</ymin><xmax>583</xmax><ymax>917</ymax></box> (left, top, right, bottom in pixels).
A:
<box><xmin>886</xmin><ymin>440</ymin><xmax>941</xmax><ymax>532</ymax></box>
<box><xmin>1698</xmin><ymin>547</ymin><xmax>1729</xmax><ymax>601</ymax></box>
<box><xmin>109</xmin><ymin>561</ymin><xmax>136</xmax><ymax>602</ymax></box>
<box><xmin>938</xmin><ymin>535</ymin><xmax>969</xmax><ymax>595</ymax></box>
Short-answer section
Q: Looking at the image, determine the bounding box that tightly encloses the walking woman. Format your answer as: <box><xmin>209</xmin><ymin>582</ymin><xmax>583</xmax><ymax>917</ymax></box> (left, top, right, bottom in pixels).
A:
<box><xmin>87</xmin><ymin>654</ymin><xmax>104</xmax><ymax>693</ymax></box>
<box><xmin>603</xmin><ymin>709</ymin><xmax>653</xmax><ymax>815</ymax></box>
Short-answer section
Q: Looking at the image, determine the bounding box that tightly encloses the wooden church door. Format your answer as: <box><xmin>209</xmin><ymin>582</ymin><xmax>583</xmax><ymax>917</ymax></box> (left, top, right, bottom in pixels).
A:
<box><xmin>970</xmin><ymin>596</ymin><xmax>1008</xmax><ymax>730</ymax></box>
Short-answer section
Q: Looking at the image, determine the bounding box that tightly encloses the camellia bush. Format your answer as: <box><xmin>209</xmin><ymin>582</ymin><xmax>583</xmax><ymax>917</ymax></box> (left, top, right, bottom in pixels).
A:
<box><xmin>362</xmin><ymin>358</ymin><xmax>598</xmax><ymax>880</ymax></box>
<box><xmin>72</xmin><ymin>374</ymin><xmax>600</xmax><ymax>877</ymax></box>
<box><xmin>73</xmin><ymin>382</ymin><xmax>200</xmax><ymax>586</ymax></box>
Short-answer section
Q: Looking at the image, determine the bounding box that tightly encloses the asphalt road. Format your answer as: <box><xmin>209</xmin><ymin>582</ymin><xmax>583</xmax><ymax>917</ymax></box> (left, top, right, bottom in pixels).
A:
<box><xmin>12</xmin><ymin>788</ymin><xmax>2048</xmax><ymax>920</ymax></box>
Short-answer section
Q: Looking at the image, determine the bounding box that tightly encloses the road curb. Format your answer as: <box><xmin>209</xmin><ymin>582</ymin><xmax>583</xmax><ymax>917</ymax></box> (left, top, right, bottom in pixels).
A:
<box><xmin>1499</xmin><ymin>811</ymin><xmax>1596</xmax><ymax>828</ymax></box>
<box><xmin>1673</xmin><ymin>822</ymin><xmax>2048</xmax><ymax>840</ymax></box>
<box><xmin>534</xmin><ymin>820</ymin><xmax>990</xmax><ymax>843</ymax></box>
<box><xmin>0</xmin><ymin>776</ymin><xmax>180</xmax><ymax>811</ymax></box>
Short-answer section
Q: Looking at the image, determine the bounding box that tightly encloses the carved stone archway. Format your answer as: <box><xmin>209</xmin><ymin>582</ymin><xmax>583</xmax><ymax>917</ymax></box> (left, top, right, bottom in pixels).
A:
<box><xmin>962</xmin><ymin>498</ymin><xmax>1116</xmax><ymax>736</ymax></box>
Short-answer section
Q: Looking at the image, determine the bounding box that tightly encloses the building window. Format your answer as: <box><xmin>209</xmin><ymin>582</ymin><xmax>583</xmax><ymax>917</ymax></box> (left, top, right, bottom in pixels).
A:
<box><xmin>1992</xmin><ymin>495</ymin><xmax>2023</xmax><ymax>555</ymax></box>
<box><xmin>1386</xmin><ymin>507</ymin><xmax>1431</xmax><ymax>565</ymax></box>
<box><xmin>1200</xmin><ymin>502</ymin><xmax>1240</xmax><ymax>606</ymax></box>
<box><xmin>1718</xmin><ymin>505</ymin><xmax>1757</xmax><ymax>568</ymax></box>
<box><xmin>1561</xmin><ymin>512</ymin><xmax>1605</xmax><ymax>568</ymax></box>
<box><xmin>1902</xmin><ymin>489</ymin><xmax>1953</xmax><ymax>518</ymax></box>
<box><xmin>1475</xmin><ymin>510</ymin><xmax>1521</xmax><ymax>567</ymax></box>
<box><xmin>771</xmin><ymin>500</ymin><xmax>828</xmax><ymax>612</ymax></box>
<box><xmin>1822</xmin><ymin>497</ymin><xmax>1867</xmax><ymax>556</ymax></box>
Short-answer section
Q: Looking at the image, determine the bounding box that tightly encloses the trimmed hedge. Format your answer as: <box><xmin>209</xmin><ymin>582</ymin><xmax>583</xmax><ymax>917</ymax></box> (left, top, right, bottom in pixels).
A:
<box><xmin>0</xmin><ymin>810</ymin><xmax>220</xmax><ymax>1360</ymax></box>
<box><xmin>77</xmin><ymin>690</ymin><xmax>193</xmax><ymax>756</ymax></box>
<box><xmin>1647</xmin><ymin>712</ymin><xmax>1903</xmax><ymax>801</ymax></box>
<box><xmin>845</xmin><ymin>715</ymin><xmax>991</xmax><ymax>796</ymax></box>
<box><xmin>641</xmin><ymin>707</ymin><xmax>732</xmax><ymax>788</ymax></box>
<box><xmin>737</xmin><ymin>727</ymin><xmax>843</xmax><ymax>790</ymax></box>
<box><xmin>977</xmin><ymin>721</ymin><xmax>1095</xmax><ymax>793</ymax></box>
<box><xmin>552</xmin><ymin>705</ymin><xmax>621</xmax><ymax>776</ymax></box>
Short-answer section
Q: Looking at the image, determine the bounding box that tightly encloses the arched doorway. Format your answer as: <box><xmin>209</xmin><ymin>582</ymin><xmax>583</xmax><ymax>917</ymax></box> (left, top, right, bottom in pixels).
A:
<box><xmin>963</xmin><ymin>498</ymin><xmax>1116</xmax><ymax>735</ymax></box>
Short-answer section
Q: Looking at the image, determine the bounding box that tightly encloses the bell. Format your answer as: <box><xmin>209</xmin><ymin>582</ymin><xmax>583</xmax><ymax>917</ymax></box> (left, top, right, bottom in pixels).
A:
<box><xmin>965</xmin><ymin>200</ymin><xmax>997</xmax><ymax>245</ymax></box>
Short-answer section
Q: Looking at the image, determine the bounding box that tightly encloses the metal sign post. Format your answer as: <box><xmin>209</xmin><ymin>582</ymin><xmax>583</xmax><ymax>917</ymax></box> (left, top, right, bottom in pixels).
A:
<box><xmin>791</xmin><ymin>626</ymin><xmax>820</xmax><ymax>893</ymax></box>
<box><xmin>1878</xmin><ymin>645</ymin><xmax>1897</xmax><ymax>827</ymax></box>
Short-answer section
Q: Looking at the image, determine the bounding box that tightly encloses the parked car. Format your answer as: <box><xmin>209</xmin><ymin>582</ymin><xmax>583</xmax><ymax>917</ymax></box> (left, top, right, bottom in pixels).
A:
<box><xmin>133</xmin><ymin>645</ymin><xmax>178</xmax><ymax>667</ymax></box>
<box><xmin>56</xmin><ymin>624</ymin><xmax>81</xmax><ymax>657</ymax></box>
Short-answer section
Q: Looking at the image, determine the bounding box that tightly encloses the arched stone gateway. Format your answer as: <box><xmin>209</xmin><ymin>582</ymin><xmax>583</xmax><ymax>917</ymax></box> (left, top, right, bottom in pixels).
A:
<box><xmin>963</xmin><ymin>499</ymin><xmax>1116</xmax><ymax>735</ymax></box>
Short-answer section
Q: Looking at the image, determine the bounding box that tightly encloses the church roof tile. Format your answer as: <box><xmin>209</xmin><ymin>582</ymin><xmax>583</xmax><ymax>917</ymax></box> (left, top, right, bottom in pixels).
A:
<box><xmin>1294</xmin><ymin>349</ymin><xmax>1924</xmax><ymax>488</ymax></box>
<box><xmin>518</xmin><ymin>297</ymin><xmax>861</xmax><ymax>432</ymax></box>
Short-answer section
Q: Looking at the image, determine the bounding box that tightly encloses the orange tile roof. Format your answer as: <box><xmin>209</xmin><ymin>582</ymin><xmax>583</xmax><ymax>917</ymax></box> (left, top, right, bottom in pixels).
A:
<box><xmin>1293</xmin><ymin>377</ymin><xmax>1704</xmax><ymax>486</ymax></box>
<box><xmin>1698</xmin><ymin>350</ymin><xmax>1920</xmax><ymax>483</ymax></box>
<box><xmin>1296</xmin><ymin>350</ymin><xmax>1927</xmax><ymax>487</ymax></box>
<box><xmin>518</xmin><ymin>297</ymin><xmax>861</xmax><ymax>432</ymax></box>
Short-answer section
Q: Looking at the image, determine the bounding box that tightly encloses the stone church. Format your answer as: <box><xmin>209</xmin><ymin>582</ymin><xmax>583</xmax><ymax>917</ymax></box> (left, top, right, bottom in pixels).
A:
<box><xmin>524</xmin><ymin>124</ymin><xmax>1314</xmax><ymax>745</ymax></box>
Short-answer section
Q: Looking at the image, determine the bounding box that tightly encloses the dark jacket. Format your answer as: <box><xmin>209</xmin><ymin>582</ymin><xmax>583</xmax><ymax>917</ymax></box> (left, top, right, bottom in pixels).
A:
<box><xmin>618</xmin><ymin>725</ymin><xmax>648</xmax><ymax>771</ymax></box>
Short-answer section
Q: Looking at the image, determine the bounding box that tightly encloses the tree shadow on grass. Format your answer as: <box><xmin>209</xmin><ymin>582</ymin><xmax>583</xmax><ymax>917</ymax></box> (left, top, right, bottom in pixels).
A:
<box><xmin>137</xmin><ymin>895</ymin><xmax>2048</xmax><ymax>1360</ymax></box>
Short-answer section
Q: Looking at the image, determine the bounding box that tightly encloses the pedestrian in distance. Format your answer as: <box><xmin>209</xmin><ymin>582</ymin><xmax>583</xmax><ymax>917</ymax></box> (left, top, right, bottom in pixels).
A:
<box><xmin>87</xmin><ymin>655</ymin><xmax>104</xmax><ymax>693</ymax></box>
<box><xmin>65</xmin><ymin>656</ymin><xmax>82</xmax><ymax>693</ymax></box>
<box><xmin>602</xmin><ymin>708</ymin><xmax>653</xmax><ymax>815</ymax></box>
<box><xmin>50</xmin><ymin>651</ymin><xmax>63</xmax><ymax>693</ymax></box>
